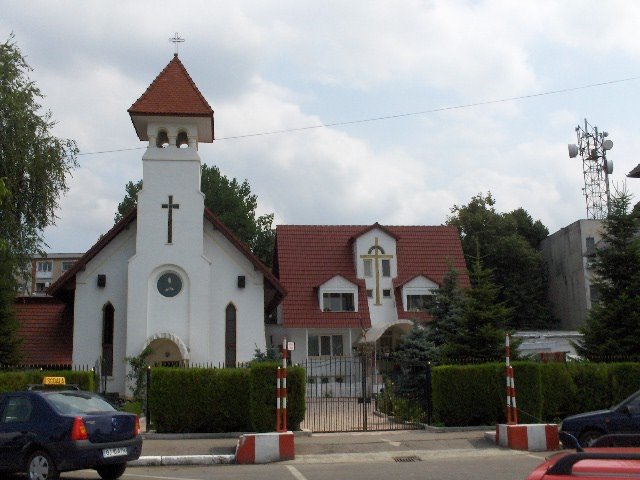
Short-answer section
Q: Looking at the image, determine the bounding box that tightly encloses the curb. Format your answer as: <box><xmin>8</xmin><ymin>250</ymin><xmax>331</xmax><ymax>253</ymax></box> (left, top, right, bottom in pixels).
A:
<box><xmin>130</xmin><ymin>455</ymin><xmax>235</xmax><ymax>466</ymax></box>
<box><xmin>141</xmin><ymin>429</ymin><xmax>312</xmax><ymax>440</ymax></box>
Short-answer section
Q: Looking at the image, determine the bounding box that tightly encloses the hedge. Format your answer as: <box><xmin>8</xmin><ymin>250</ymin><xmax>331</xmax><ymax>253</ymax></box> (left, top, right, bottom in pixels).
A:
<box><xmin>431</xmin><ymin>361</ymin><xmax>640</xmax><ymax>426</ymax></box>
<box><xmin>0</xmin><ymin>370</ymin><xmax>96</xmax><ymax>393</ymax></box>
<box><xmin>148</xmin><ymin>363</ymin><xmax>305</xmax><ymax>433</ymax></box>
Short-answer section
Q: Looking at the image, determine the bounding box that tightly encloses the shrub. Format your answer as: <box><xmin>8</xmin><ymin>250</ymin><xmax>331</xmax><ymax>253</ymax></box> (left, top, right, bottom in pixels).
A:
<box><xmin>148</xmin><ymin>364</ymin><xmax>305</xmax><ymax>433</ymax></box>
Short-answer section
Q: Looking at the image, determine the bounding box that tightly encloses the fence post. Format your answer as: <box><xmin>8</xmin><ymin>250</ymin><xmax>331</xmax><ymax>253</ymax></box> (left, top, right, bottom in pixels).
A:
<box><xmin>361</xmin><ymin>353</ymin><xmax>368</xmax><ymax>432</ymax></box>
<box><xmin>425</xmin><ymin>361</ymin><xmax>433</xmax><ymax>425</ymax></box>
<box><xmin>145</xmin><ymin>366</ymin><xmax>151</xmax><ymax>433</ymax></box>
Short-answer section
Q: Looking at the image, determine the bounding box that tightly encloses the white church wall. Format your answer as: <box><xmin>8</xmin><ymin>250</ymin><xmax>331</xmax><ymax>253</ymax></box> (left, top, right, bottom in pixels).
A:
<box><xmin>138</xmin><ymin>147</ymin><xmax>204</xmax><ymax>255</ymax></box>
<box><xmin>146</xmin><ymin>264</ymin><xmax>190</xmax><ymax>343</ymax></box>
<box><xmin>204</xmin><ymin>223</ymin><xmax>267</xmax><ymax>364</ymax></box>
<box><xmin>72</xmin><ymin>225</ymin><xmax>137</xmax><ymax>394</ymax></box>
<box><xmin>127</xmin><ymin>143</ymin><xmax>212</xmax><ymax>372</ymax></box>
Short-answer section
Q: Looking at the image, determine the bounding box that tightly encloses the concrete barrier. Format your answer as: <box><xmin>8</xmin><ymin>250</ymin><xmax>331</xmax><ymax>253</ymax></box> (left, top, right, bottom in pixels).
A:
<box><xmin>235</xmin><ymin>431</ymin><xmax>295</xmax><ymax>464</ymax></box>
<box><xmin>496</xmin><ymin>423</ymin><xmax>559</xmax><ymax>451</ymax></box>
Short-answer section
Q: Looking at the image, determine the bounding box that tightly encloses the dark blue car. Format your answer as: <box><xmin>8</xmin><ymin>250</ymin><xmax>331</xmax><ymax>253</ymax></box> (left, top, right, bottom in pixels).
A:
<box><xmin>560</xmin><ymin>389</ymin><xmax>640</xmax><ymax>447</ymax></box>
<box><xmin>0</xmin><ymin>389</ymin><xmax>142</xmax><ymax>480</ymax></box>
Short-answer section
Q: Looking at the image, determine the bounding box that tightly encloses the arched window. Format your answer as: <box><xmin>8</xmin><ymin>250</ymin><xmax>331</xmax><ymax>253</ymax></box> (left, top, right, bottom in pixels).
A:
<box><xmin>176</xmin><ymin>131</ymin><xmax>189</xmax><ymax>148</ymax></box>
<box><xmin>102</xmin><ymin>303</ymin><xmax>115</xmax><ymax>376</ymax></box>
<box><xmin>156</xmin><ymin>130</ymin><xmax>169</xmax><ymax>148</ymax></box>
<box><xmin>225</xmin><ymin>304</ymin><xmax>237</xmax><ymax>368</ymax></box>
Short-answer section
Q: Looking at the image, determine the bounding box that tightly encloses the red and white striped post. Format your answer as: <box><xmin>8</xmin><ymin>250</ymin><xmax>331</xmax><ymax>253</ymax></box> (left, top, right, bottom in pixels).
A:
<box><xmin>276</xmin><ymin>367</ymin><xmax>282</xmax><ymax>432</ymax></box>
<box><xmin>506</xmin><ymin>334</ymin><xmax>518</xmax><ymax>425</ymax></box>
<box><xmin>276</xmin><ymin>338</ymin><xmax>289</xmax><ymax>432</ymax></box>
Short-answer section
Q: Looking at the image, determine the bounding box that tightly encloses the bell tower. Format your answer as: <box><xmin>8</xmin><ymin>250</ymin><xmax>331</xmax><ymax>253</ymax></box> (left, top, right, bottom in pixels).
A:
<box><xmin>125</xmin><ymin>54</ymin><xmax>215</xmax><ymax>368</ymax></box>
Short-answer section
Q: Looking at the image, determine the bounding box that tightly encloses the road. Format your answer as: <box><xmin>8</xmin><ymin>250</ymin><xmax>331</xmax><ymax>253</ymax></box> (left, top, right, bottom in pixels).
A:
<box><xmin>19</xmin><ymin>449</ymin><xmax>549</xmax><ymax>480</ymax></box>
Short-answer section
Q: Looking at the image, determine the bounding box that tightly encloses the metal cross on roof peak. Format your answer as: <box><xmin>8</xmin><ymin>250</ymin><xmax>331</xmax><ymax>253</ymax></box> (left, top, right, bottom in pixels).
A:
<box><xmin>169</xmin><ymin>33</ymin><xmax>185</xmax><ymax>55</ymax></box>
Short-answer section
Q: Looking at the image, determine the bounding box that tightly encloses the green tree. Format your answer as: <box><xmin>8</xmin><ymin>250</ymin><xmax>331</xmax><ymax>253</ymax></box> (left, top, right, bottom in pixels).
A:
<box><xmin>114</xmin><ymin>179</ymin><xmax>142</xmax><ymax>223</ymax></box>
<box><xmin>0</xmin><ymin>179</ymin><xmax>22</xmax><ymax>364</ymax></box>
<box><xmin>445</xmin><ymin>253</ymin><xmax>512</xmax><ymax>360</ymax></box>
<box><xmin>200</xmin><ymin>164</ymin><xmax>275</xmax><ymax>267</ymax></box>
<box><xmin>447</xmin><ymin>193</ymin><xmax>554</xmax><ymax>329</ymax></box>
<box><xmin>427</xmin><ymin>267</ymin><xmax>467</xmax><ymax>353</ymax></box>
<box><xmin>393</xmin><ymin>323</ymin><xmax>438</xmax><ymax>364</ymax></box>
<box><xmin>114</xmin><ymin>165</ymin><xmax>275</xmax><ymax>267</ymax></box>
<box><xmin>0</xmin><ymin>36</ymin><xmax>78</xmax><ymax>363</ymax></box>
<box><xmin>578</xmin><ymin>188</ymin><xmax>640</xmax><ymax>359</ymax></box>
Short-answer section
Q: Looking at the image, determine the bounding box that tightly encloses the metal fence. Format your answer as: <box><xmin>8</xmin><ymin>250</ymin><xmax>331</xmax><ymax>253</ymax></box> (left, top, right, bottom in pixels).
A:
<box><xmin>301</xmin><ymin>355</ymin><xmax>432</xmax><ymax>433</ymax></box>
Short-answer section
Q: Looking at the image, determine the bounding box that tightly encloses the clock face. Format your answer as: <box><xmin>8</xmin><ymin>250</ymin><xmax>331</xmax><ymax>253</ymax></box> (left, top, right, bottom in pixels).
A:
<box><xmin>157</xmin><ymin>272</ymin><xmax>182</xmax><ymax>297</ymax></box>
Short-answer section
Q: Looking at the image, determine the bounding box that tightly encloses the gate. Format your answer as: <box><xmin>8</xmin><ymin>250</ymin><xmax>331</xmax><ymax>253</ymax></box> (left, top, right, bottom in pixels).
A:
<box><xmin>302</xmin><ymin>354</ymin><xmax>432</xmax><ymax>432</ymax></box>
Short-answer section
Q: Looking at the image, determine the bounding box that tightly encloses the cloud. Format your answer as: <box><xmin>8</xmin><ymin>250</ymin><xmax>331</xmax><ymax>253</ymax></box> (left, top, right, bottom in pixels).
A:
<box><xmin>4</xmin><ymin>0</ymin><xmax>640</xmax><ymax>254</ymax></box>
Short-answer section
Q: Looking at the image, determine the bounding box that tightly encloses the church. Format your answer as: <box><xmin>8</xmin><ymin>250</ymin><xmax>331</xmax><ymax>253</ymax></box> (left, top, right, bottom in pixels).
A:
<box><xmin>13</xmin><ymin>54</ymin><xmax>469</xmax><ymax>396</ymax></box>
<box><xmin>33</xmin><ymin>55</ymin><xmax>285</xmax><ymax>395</ymax></box>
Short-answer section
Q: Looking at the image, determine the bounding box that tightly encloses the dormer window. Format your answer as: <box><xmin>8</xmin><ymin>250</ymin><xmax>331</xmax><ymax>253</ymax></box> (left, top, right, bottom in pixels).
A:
<box><xmin>402</xmin><ymin>276</ymin><xmax>439</xmax><ymax>312</ymax></box>
<box><xmin>322</xmin><ymin>292</ymin><xmax>355</xmax><ymax>312</ymax></box>
<box><xmin>318</xmin><ymin>275</ymin><xmax>358</xmax><ymax>313</ymax></box>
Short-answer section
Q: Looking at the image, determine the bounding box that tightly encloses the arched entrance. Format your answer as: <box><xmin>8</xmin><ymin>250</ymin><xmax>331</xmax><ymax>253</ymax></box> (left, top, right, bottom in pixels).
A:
<box><xmin>376</xmin><ymin>321</ymin><xmax>414</xmax><ymax>357</ymax></box>
<box><xmin>143</xmin><ymin>332</ymin><xmax>189</xmax><ymax>367</ymax></box>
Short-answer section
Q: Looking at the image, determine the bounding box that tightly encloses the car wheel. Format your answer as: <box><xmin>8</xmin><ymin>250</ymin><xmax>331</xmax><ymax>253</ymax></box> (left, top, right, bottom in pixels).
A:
<box><xmin>579</xmin><ymin>429</ymin><xmax>603</xmax><ymax>447</ymax></box>
<box><xmin>96</xmin><ymin>463</ymin><xmax>127</xmax><ymax>480</ymax></box>
<box><xmin>26</xmin><ymin>450</ymin><xmax>59</xmax><ymax>480</ymax></box>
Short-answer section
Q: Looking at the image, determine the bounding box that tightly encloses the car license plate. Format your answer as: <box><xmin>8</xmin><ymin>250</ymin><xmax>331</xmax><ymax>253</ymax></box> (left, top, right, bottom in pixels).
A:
<box><xmin>103</xmin><ymin>447</ymin><xmax>128</xmax><ymax>458</ymax></box>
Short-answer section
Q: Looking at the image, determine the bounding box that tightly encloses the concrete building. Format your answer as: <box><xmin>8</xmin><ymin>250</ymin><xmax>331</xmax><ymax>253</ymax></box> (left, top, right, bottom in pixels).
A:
<box><xmin>540</xmin><ymin>219</ymin><xmax>603</xmax><ymax>330</ymax></box>
<box><xmin>16</xmin><ymin>253</ymin><xmax>82</xmax><ymax>296</ymax></box>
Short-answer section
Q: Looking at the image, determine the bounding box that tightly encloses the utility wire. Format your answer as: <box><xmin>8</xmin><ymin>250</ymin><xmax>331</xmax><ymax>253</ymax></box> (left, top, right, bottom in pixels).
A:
<box><xmin>78</xmin><ymin>75</ymin><xmax>640</xmax><ymax>156</ymax></box>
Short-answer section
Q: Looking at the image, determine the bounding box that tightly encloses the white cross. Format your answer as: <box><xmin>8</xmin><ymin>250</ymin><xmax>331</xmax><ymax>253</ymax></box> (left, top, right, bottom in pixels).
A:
<box><xmin>169</xmin><ymin>33</ymin><xmax>185</xmax><ymax>55</ymax></box>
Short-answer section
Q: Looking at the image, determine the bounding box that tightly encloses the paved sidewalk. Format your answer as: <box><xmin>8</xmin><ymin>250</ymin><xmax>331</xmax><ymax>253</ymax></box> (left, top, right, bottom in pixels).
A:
<box><xmin>132</xmin><ymin>428</ymin><xmax>507</xmax><ymax>466</ymax></box>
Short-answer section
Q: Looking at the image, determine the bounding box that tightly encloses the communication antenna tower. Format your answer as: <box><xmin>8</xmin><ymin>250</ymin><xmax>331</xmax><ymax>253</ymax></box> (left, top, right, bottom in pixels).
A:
<box><xmin>568</xmin><ymin>119</ymin><xmax>614</xmax><ymax>219</ymax></box>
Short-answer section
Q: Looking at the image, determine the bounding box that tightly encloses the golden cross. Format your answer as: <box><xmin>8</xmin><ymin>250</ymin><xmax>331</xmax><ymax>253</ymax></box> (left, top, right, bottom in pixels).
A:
<box><xmin>360</xmin><ymin>237</ymin><xmax>393</xmax><ymax>305</ymax></box>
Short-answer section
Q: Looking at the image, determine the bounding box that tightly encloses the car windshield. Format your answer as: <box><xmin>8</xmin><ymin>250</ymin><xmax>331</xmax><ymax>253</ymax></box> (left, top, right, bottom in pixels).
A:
<box><xmin>45</xmin><ymin>392</ymin><xmax>116</xmax><ymax>414</ymax></box>
<box><xmin>612</xmin><ymin>390</ymin><xmax>640</xmax><ymax>411</ymax></box>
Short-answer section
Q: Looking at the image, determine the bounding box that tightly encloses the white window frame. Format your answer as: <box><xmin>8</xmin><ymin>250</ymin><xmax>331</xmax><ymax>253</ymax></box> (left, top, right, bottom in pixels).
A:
<box><xmin>318</xmin><ymin>276</ymin><xmax>358</xmax><ymax>313</ymax></box>
<box><xmin>322</xmin><ymin>292</ymin><xmax>355</xmax><ymax>312</ymax></box>
<box><xmin>36</xmin><ymin>261</ymin><xmax>52</xmax><ymax>272</ymax></box>
<box><xmin>403</xmin><ymin>283</ymin><xmax>437</xmax><ymax>312</ymax></box>
<box><xmin>308</xmin><ymin>334</ymin><xmax>344</xmax><ymax>357</ymax></box>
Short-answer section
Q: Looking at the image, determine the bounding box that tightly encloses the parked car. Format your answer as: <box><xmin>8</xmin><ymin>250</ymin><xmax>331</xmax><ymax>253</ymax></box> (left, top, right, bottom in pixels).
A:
<box><xmin>560</xmin><ymin>389</ymin><xmax>640</xmax><ymax>446</ymax></box>
<box><xmin>526</xmin><ymin>433</ymin><xmax>640</xmax><ymax>480</ymax></box>
<box><xmin>0</xmin><ymin>387</ymin><xmax>142</xmax><ymax>480</ymax></box>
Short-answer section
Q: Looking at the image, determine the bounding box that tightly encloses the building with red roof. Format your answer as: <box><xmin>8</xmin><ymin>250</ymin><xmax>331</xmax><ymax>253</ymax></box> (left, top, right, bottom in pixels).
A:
<box><xmin>269</xmin><ymin>223</ymin><xmax>468</xmax><ymax>363</ymax></box>
<box><xmin>13</xmin><ymin>55</ymin><xmax>283</xmax><ymax>394</ymax></box>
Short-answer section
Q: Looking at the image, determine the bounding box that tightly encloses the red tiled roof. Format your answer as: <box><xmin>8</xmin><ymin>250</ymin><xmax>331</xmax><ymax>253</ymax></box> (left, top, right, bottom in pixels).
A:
<box><xmin>274</xmin><ymin>225</ymin><xmax>469</xmax><ymax>329</ymax></box>
<box><xmin>14</xmin><ymin>296</ymin><xmax>73</xmax><ymax>365</ymax></box>
<box><xmin>128</xmin><ymin>55</ymin><xmax>214</xmax><ymax>117</ymax></box>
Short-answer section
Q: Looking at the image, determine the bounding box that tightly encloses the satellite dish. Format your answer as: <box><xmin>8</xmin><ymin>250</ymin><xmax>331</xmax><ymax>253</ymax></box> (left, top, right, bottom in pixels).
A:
<box><xmin>605</xmin><ymin>158</ymin><xmax>614</xmax><ymax>174</ymax></box>
<box><xmin>568</xmin><ymin>144</ymin><xmax>579</xmax><ymax>158</ymax></box>
<box><xmin>603</xmin><ymin>139</ymin><xmax>614</xmax><ymax>150</ymax></box>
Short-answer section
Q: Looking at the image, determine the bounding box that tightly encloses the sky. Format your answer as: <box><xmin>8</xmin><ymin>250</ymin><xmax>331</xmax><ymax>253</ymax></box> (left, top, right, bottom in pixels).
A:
<box><xmin>2</xmin><ymin>0</ymin><xmax>640</xmax><ymax>254</ymax></box>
